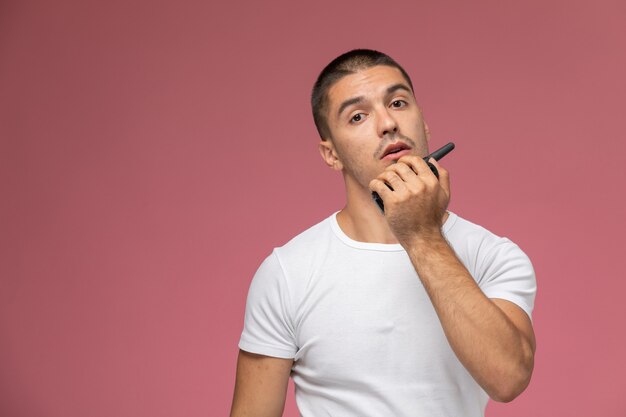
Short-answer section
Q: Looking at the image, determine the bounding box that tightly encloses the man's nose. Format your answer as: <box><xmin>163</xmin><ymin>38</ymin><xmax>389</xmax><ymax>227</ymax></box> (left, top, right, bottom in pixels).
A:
<box><xmin>377</xmin><ymin>107</ymin><xmax>398</xmax><ymax>137</ymax></box>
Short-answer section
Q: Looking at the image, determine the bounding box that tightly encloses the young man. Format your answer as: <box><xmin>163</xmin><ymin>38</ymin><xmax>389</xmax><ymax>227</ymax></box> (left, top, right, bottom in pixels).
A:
<box><xmin>230</xmin><ymin>49</ymin><xmax>536</xmax><ymax>417</ymax></box>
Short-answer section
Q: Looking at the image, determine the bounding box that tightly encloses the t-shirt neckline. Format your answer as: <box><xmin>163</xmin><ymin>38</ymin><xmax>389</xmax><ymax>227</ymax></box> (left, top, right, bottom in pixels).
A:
<box><xmin>330</xmin><ymin>210</ymin><xmax>458</xmax><ymax>251</ymax></box>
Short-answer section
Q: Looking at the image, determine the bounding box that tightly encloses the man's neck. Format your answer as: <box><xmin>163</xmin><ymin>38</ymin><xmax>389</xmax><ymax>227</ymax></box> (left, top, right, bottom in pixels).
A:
<box><xmin>336</xmin><ymin>188</ymin><xmax>449</xmax><ymax>245</ymax></box>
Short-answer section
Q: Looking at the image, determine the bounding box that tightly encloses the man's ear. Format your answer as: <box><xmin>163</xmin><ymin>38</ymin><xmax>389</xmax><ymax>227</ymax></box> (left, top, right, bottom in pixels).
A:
<box><xmin>424</xmin><ymin>121</ymin><xmax>431</xmax><ymax>142</ymax></box>
<box><xmin>318</xmin><ymin>139</ymin><xmax>343</xmax><ymax>171</ymax></box>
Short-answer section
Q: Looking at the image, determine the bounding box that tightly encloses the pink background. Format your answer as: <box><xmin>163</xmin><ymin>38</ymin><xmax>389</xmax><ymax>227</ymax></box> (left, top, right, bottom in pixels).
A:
<box><xmin>1</xmin><ymin>0</ymin><xmax>625</xmax><ymax>416</ymax></box>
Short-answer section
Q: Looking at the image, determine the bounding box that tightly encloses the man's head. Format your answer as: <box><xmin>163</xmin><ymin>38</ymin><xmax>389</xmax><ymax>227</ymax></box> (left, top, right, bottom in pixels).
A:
<box><xmin>311</xmin><ymin>49</ymin><xmax>414</xmax><ymax>141</ymax></box>
<box><xmin>311</xmin><ymin>49</ymin><xmax>430</xmax><ymax>194</ymax></box>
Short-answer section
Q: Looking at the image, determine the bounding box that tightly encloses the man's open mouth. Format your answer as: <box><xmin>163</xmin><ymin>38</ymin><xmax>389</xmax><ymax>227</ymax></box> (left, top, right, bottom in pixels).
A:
<box><xmin>381</xmin><ymin>142</ymin><xmax>411</xmax><ymax>159</ymax></box>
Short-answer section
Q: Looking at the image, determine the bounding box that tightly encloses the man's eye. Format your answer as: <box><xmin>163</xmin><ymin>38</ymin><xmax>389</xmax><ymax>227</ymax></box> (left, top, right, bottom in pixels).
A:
<box><xmin>391</xmin><ymin>100</ymin><xmax>406</xmax><ymax>108</ymax></box>
<box><xmin>350</xmin><ymin>113</ymin><xmax>364</xmax><ymax>123</ymax></box>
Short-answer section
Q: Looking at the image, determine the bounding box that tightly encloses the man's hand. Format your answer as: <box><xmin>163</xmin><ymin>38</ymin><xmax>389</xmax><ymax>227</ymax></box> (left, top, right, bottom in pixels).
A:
<box><xmin>369</xmin><ymin>156</ymin><xmax>450</xmax><ymax>245</ymax></box>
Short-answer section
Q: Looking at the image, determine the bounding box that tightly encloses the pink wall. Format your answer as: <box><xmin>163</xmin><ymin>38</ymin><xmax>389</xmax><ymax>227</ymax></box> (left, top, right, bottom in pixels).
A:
<box><xmin>1</xmin><ymin>0</ymin><xmax>625</xmax><ymax>415</ymax></box>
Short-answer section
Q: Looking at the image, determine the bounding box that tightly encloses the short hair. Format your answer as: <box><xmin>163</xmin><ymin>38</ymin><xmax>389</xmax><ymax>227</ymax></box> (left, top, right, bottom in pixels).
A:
<box><xmin>311</xmin><ymin>49</ymin><xmax>414</xmax><ymax>140</ymax></box>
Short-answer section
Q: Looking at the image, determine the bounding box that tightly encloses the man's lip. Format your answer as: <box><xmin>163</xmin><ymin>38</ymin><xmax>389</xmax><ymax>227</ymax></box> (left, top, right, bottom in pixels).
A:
<box><xmin>381</xmin><ymin>142</ymin><xmax>412</xmax><ymax>160</ymax></box>
<box><xmin>381</xmin><ymin>148</ymin><xmax>412</xmax><ymax>161</ymax></box>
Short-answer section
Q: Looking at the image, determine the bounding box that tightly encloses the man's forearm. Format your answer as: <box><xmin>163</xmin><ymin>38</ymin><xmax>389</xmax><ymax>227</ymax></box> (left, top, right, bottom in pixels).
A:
<box><xmin>405</xmin><ymin>231</ymin><xmax>534</xmax><ymax>402</ymax></box>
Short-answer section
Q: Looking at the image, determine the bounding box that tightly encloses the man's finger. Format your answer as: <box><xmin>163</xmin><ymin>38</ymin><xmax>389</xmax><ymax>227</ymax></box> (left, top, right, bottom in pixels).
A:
<box><xmin>429</xmin><ymin>158</ymin><xmax>451</xmax><ymax>196</ymax></box>
<box><xmin>378</xmin><ymin>170</ymin><xmax>408</xmax><ymax>193</ymax></box>
<box><xmin>386</xmin><ymin>162</ymin><xmax>417</xmax><ymax>183</ymax></box>
<box><xmin>369</xmin><ymin>178</ymin><xmax>393</xmax><ymax>199</ymax></box>
<box><xmin>398</xmin><ymin>155</ymin><xmax>437</xmax><ymax>182</ymax></box>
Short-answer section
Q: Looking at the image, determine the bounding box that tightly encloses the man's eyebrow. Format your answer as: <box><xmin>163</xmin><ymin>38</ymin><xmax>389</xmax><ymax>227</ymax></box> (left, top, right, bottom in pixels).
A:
<box><xmin>387</xmin><ymin>83</ymin><xmax>412</xmax><ymax>96</ymax></box>
<box><xmin>337</xmin><ymin>96</ymin><xmax>364</xmax><ymax>118</ymax></box>
<box><xmin>336</xmin><ymin>84</ymin><xmax>413</xmax><ymax>118</ymax></box>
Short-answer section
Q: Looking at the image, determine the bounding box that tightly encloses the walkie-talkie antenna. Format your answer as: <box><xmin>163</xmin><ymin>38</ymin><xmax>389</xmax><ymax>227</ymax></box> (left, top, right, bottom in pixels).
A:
<box><xmin>429</xmin><ymin>142</ymin><xmax>455</xmax><ymax>161</ymax></box>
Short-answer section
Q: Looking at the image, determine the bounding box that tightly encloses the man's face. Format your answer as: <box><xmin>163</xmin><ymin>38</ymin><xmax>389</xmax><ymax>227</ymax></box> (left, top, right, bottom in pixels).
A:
<box><xmin>320</xmin><ymin>65</ymin><xmax>430</xmax><ymax>192</ymax></box>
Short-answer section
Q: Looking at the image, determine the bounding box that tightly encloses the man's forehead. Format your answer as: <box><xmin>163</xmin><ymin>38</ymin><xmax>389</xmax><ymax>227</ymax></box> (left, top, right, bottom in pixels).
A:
<box><xmin>327</xmin><ymin>66</ymin><xmax>411</xmax><ymax>108</ymax></box>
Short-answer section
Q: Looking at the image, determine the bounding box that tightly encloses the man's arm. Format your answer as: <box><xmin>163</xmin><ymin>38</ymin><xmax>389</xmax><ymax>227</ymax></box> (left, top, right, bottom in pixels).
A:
<box><xmin>230</xmin><ymin>350</ymin><xmax>294</xmax><ymax>417</ymax></box>
<box><xmin>404</xmin><ymin>234</ymin><xmax>535</xmax><ymax>402</ymax></box>
<box><xmin>370</xmin><ymin>156</ymin><xmax>535</xmax><ymax>402</ymax></box>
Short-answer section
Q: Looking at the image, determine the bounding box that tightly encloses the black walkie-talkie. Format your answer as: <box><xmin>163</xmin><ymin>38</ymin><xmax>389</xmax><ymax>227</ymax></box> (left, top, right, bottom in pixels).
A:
<box><xmin>372</xmin><ymin>142</ymin><xmax>455</xmax><ymax>213</ymax></box>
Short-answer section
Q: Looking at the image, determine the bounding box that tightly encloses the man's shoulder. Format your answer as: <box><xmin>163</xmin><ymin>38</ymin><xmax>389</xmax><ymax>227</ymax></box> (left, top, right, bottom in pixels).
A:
<box><xmin>446</xmin><ymin>212</ymin><xmax>531</xmax><ymax>279</ymax></box>
<box><xmin>273</xmin><ymin>213</ymin><xmax>336</xmax><ymax>260</ymax></box>
<box><xmin>255</xmin><ymin>213</ymin><xmax>337</xmax><ymax>285</ymax></box>
<box><xmin>446</xmin><ymin>212</ymin><xmax>518</xmax><ymax>252</ymax></box>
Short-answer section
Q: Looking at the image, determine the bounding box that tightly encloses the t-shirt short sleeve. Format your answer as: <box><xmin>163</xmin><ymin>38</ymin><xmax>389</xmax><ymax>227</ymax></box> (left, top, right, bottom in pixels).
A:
<box><xmin>478</xmin><ymin>238</ymin><xmax>537</xmax><ymax>320</ymax></box>
<box><xmin>238</xmin><ymin>250</ymin><xmax>297</xmax><ymax>359</ymax></box>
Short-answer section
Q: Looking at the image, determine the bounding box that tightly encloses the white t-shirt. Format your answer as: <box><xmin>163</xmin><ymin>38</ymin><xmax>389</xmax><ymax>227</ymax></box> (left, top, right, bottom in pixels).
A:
<box><xmin>239</xmin><ymin>211</ymin><xmax>536</xmax><ymax>417</ymax></box>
